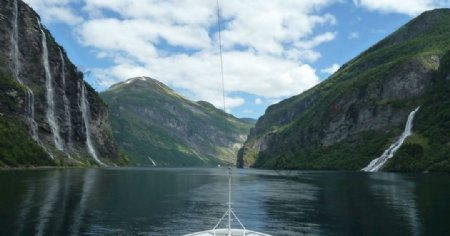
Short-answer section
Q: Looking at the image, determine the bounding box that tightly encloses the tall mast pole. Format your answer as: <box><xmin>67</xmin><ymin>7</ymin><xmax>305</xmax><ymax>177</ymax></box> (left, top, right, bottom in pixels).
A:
<box><xmin>216</xmin><ymin>0</ymin><xmax>226</xmax><ymax>112</ymax></box>
<box><xmin>228</xmin><ymin>167</ymin><xmax>231</xmax><ymax>235</ymax></box>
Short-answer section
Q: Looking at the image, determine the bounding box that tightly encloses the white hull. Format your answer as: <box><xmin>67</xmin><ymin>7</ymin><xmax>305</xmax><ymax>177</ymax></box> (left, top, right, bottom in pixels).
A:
<box><xmin>184</xmin><ymin>228</ymin><xmax>271</xmax><ymax>236</ymax></box>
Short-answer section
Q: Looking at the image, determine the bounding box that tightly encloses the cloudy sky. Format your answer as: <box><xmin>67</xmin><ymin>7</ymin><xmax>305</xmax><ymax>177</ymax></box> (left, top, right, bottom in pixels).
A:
<box><xmin>24</xmin><ymin>0</ymin><xmax>450</xmax><ymax>118</ymax></box>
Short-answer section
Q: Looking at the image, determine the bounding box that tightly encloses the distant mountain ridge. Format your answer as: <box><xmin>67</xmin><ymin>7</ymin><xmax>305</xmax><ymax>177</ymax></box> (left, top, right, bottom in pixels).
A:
<box><xmin>238</xmin><ymin>9</ymin><xmax>450</xmax><ymax>172</ymax></box>
<box><xmin>101</xmin><ymin>77</ymin><xmax>254</xmax><ymax>166</ymax></box>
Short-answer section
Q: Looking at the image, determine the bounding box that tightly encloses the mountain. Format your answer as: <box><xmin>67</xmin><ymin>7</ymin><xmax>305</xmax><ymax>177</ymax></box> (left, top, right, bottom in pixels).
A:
<box><xmin>100</xmin><ymin>77</ymin><xmax>254</xmax><ymax>166</ymax></box>
<box><xmin>0</xmin><ymin>0</ymin><xmax>124</xmax><ymax>167</ymax></box>
<box><xmin>239</xmin><ymin>118</ymin><xmax>257</xmax><ymax>125</ymax></box>
<box><xmin>238</xmin><ymin>9</ymin><xmax>450</xmax><ymax>172</ymax></box>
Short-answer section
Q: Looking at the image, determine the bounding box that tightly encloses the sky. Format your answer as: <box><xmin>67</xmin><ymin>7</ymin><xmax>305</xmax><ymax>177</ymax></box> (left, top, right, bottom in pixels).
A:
<box><xmin>24</xmin><ymin>0</ymin><xmax>450</xmax><ymax>118</ymax></box>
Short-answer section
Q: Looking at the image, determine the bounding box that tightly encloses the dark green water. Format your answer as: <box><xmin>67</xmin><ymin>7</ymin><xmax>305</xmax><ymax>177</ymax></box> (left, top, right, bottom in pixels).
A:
<box><xmin>0</xmin><ymin>168</ymin><xmax>449</xmax><ymax>235</ymax></box>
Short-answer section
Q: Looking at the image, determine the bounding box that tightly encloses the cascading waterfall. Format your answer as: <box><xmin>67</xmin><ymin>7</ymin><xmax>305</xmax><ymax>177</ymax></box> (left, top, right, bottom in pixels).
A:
<box><xmin>38</xmin><ymin>19</ymin><xmax>64</xmax><ymax>151</ymax></box>
<box><xmin>362</xmin><ymin>107</ymin><xmax>420</xmax><ymax>172</ymax></box>
<box><xmin>10</xmin><ymin>0</ymin><xmax>39</xmax><ymax>140</ymax></box>
<box><xmin>80</xmin><ymin>83</ymin><xmax>106</xmax><ymax>166</ymax></box>
<box><xmin>58</xmin><ymin>48</ymin><xmax>73</xmax><ymax>148</ymax></box>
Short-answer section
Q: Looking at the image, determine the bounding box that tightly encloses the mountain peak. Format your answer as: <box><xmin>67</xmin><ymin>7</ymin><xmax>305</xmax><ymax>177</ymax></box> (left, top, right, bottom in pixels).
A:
<box><xmin>110</xmin><ymin>76</ymin><xmax>154</xmax><ymax>87</ymax></box>
<box><xmin>107</xmin><ymin>76</ymin><xmax>174</xmax><ymax>94</ymax></box>
<box><xmin>124</xmin><ymin>77</ymin><xmax>150</xmax><ymax>84</ymax></box>
<box><xmin>369</xmin><ymin>8</ymin><xmax>450</xmax><ymax>52</ymax></box>
<box><xmin>100</xmin><ymin>79</ymin><xmax>254</xmax><ymax>166</ymax></box>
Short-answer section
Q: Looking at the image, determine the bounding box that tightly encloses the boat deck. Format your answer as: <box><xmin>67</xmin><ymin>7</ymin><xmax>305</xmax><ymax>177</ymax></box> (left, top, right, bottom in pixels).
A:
<box><xmin>184</xmin><ymin>228</ymin><xmax>271</xmax><ymax>236</ymax></box>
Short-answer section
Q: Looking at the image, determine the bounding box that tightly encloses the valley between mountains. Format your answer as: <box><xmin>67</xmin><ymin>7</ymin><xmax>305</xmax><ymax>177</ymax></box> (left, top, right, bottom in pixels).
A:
<box><xmin>0</xmin><ymin>0</ymin><xmax>449</xmax><ymax>172</ymax></box>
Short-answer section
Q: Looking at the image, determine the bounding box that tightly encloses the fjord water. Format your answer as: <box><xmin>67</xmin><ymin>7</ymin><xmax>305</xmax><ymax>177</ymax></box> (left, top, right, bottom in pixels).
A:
<box><xmin>1</xmin><ymin>168</ymin><xmax>449</xmax><ymax>235</ymax></box>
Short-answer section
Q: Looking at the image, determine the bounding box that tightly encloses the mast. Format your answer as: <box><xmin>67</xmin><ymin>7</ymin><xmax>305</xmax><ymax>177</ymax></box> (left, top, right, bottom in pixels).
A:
<box><xmin>228</xmin><ymin>168</ymin><xmax>231</xmax><ymax>234</ymax></box>
<box><xmin>216</xmin><ymin>0</ymin><xmax>226</xmax><ymax>112</ymax></box>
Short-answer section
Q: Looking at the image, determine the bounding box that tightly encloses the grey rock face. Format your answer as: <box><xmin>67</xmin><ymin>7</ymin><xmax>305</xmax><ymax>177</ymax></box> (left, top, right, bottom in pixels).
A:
<box><xmin>101</xmin><ymin>77</ymin><xmax>253</xmax><ymax>166</ymax></box>
<box><xmin>320</xmin><ymin>57</ymin><xmax>435</xmax><ymax>146</ymax></box>
<box><xmin>0</xmin><ymin>0</ymin><xmax>119</xmax><ymax>165</ymax></box>
<box><xmin>238</xmin><ymin>9</ymin><xmax>450</xmax><ymax>169</ymax></box>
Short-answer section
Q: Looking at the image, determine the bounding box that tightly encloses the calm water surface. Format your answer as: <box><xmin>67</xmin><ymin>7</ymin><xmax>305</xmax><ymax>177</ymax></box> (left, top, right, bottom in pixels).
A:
<box><xmin>1</xmin><ymin>168</ymin><xmax>449</xmax><ymax>235</ymax></box>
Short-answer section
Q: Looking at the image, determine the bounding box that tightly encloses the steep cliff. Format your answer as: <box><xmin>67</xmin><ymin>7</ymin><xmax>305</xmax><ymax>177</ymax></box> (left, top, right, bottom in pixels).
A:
<box><xmin>238</xmin><ymin>9</ymin><xmax>450</xmax><ymax>171</ymax></box>
<box><xmin>100</xmin><ymin>77</ymin><xmax>253</xmax><ymax>166</ymax></box>
<box><xmin>0</xmin><ymin>0</ymin><xmax>121</xmax><ymax>167</ymax></box>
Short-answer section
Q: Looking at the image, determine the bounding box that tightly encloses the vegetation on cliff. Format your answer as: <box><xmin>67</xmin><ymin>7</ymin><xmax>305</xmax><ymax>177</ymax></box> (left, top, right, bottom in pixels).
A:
<box><xmin>384</xmin><ymin>50</ymin><xmax>450</xmax><ymax>172</ymax></box>
<box><xmin>238</xmin><ymin>9</ymin><xmax>450</xmax><ymax>172</ymax></box>
<box><xmin>101</xmin><ymin>77</ymin><xmax>253</xmax><ymax>166</ymax></box>
<box><xmin>0</xmin><ymin>0</ymin><xmax>122</xmax><ymax>167</ymax></box>
<box><xmin>0</xmin><ymin>68</ymin><xmax>51</xmax><ymax>167</ymax></box>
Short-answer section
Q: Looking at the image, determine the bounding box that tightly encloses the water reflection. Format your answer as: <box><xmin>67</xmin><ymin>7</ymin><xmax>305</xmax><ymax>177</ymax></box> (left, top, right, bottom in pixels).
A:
<box><xmin>16</xmin><ymin>177</ymin><xmax>35</xmax><ymax>236</ymax></box>
<box><xmin>246</xmin><ymin>174</ymin><xmax>322</xmax><ymax>235</ymax></box>
<box><xmin>35</xmin><ymin>170</ymin><xmax>61</xmax><ymax>236</ymax></box>
<box><xmin>70</xmin><ymin>169</ymin><xmax>96</xmax><ymax>235</ymax></box>
<box><xmin>0</xmin><ymin>169</ymin><xmax>449</xmax><ymax>235</ymax></box>
<box><xmin>369</xmin><ymin>173</ymin><xmax>420</xmax><ymax>236</ymax></box>
<box><xmin>0</xmin><ymin>169</ymin><xmax>100</xmax><ymax>235</ymax></box>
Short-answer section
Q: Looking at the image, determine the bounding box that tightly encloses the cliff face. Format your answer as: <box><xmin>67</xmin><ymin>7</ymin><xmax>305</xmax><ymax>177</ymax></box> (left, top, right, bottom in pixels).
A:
<box><xmin>0</xmin><ymin>0</ymin><xmax>120</xmax><ymax>167</ymax></box>
<box><xmin>238</xmin><ymin>9</ymin><xmax>450</xmax><ymax>171</ymax></box>
<box><xmin>100</xmin><ymin>77</ymin><xmax>253</xmax><ymax>166</ymax></box>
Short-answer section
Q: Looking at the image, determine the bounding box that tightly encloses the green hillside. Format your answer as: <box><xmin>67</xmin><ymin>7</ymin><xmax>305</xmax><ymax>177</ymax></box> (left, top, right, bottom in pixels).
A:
<box><xmin>101</xmin><ymin>77</ymin><xmax>253</xmax><ymax>166</ymax></box>
<box><xmin>238</xmin><ymin>9</ymin><xmax>450</xmax><ymax>172</ymax></box>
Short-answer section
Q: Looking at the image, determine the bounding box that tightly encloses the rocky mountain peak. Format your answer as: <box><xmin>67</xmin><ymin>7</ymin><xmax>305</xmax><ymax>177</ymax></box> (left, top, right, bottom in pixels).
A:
<box><xmin>101</xmin><ymin>77</ymin><xmax>253</xmax><ymax>166</ymax></box>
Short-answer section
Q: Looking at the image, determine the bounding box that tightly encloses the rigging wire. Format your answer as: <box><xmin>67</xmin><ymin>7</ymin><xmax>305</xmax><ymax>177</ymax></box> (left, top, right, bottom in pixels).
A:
<box><xmin>216</xmin><ymin>0</ymin><xmax>226</xmax><ymax>112</ymax></box>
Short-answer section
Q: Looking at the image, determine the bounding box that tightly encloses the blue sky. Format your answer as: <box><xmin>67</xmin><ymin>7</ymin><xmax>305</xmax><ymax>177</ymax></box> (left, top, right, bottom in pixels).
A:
<box><xmin>24</xmin><ymin>0</ymin><xmax>449</xmax><ymax>118</ymax></box>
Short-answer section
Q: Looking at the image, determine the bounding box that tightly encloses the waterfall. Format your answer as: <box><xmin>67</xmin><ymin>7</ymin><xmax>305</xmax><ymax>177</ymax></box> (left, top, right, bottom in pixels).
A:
<box><xmin>10</xmin><ymin>0</ymin><xmax>39</xmax><ymax>140</ymax></box>
<box><xmin>362</xmin><ymin>107</ymin><xmax>420</xmax><ymax>172</ymax></box>
<box><xmin>80</xmin><ymin>83</ymin><xmax>106</xmax><ymax>166</ymax></box>
<box><xmin>58</xmin><ymin>48</ymin><xmax>73</xmax><ymax>147</ymax></box>
<box><xmin>38</xmin><ymin>19</ymin><xmax>64</xmax><ymax>151</ymax></box>
<box><xmin>26</xmin><ymin>88</ymin><xmax>39</xmax><ymax>141</ymax></box>
<box><xmin>148</xmin><ymin>156</ymin><xmax>157</xmax><ymax>166</ymax></box>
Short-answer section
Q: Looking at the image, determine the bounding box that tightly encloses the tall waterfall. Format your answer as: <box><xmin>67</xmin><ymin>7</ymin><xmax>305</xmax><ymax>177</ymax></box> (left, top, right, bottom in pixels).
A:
<box><xmin>80</xmin><ymin>83</ymin><xmax>106</xmax><ymax>166</ymax></box>
<box><xmin>38</xmin><ymin>19</ymin><xmax>64</xmax><ymax>151</ymax></box>
<box><xmin>362</xmin><ymin>107</ymin><xmax>420</xmax><ymax>172</ymax></box>
<box><xmin>10</xmin><ymin>0</ymin><xmax>39</xmax><ymax>140</ymax></box>
<box><xmin>59</xmin><ymin>48</ymin><xmax>72</xmax><ymax>147</ymax></box>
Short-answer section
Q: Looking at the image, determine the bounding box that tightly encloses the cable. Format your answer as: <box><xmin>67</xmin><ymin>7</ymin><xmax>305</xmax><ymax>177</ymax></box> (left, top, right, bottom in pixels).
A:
<box><xmin>216</xmin><ymin>0</ymin><xmax>226</xmax><ymax>112</ymax></box>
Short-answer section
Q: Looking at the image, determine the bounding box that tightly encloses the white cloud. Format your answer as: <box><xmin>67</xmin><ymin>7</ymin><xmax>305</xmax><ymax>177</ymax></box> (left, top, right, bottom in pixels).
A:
<box><xmin>218</xmin><ymin>1</ymin><xmax>336</xmax><ymax>55</ymax></box>
<box><xmin>286</xmin><ymin>49</ymin><xmax>322</xmax><ymax>63</ymax></box>
<box><xmin>353</xmin><ymin>0</ymin><xmax>450</xmax><ymax>16</ymax></box>
<box><xmin>23</xmin><ymin>0</ymin><xmax>82</xmax><ymax>25</ymax></box>
<box><xmin>254</xmin><ymin>98</ymin><xmax>262</xmax><ymax>105</ymax></box>
<box><xmin>26</xmin><ymin>0</ymin><xmax>339</xmax><ymax>112</ymax></box>
<box><xmin>78</xmin><ymin>19</ymin><xmax>158</xmax><ymax>59</ymax></box>
<box><xmin>75</xmin><ymin>0</ymin><xmax>335</xmax><ymax>106</ymax></box>
<box><xmin>321</xmin><ymin>64</ymin><xmax>340</xmax><ymax>75</ymax></box>
<box><xmin>225</xmin><ymin>97</ymin><xmax>245</xmax><ymax>110</ymax></box>
<box><xmin>83</xmin><ymin>0</ymin><xmax>217</xmax><ymax>26</ymax></box>
<box><xmin>92</xmin><ymin>63</ymin><xmax>151</xmax><ymax>87</ymax></box>
<box><xmin>295</xmin><ymin>32</ymin><xmax>337</xmax><ymax>49</ymax></box>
